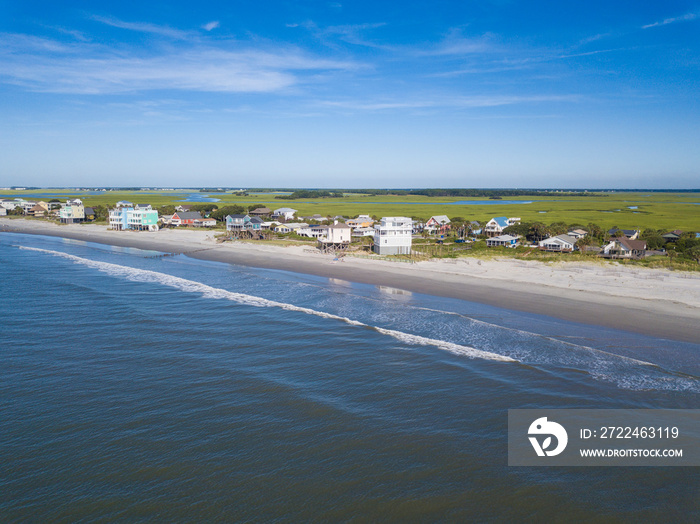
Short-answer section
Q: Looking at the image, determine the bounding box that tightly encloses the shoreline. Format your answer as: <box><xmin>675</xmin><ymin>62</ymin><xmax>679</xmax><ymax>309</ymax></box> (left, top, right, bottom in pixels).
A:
<box><xmin>2</xmin><ymin>218</ymin><xmax>699</xmax><ymax>344</ymax></box>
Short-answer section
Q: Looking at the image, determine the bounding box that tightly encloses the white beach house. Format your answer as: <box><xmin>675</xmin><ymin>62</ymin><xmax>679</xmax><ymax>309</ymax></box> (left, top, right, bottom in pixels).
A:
<box><xmin>373</xmin><ymin>217</ymin><xmax>413</xmax><ymax>255</ymax></box>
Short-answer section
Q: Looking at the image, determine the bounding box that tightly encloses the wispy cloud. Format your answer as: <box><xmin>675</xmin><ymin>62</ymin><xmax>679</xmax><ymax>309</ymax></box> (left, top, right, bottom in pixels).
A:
<box><xmin>91</xmin><ymin>15</ymin><xmax>191</xmax><ymax>39</ymax></box>
<box><xmin>416</xmin><ymin>28</ymin><xmax>496</xmax><ymax>57</ymax></box>
<box><xmin>642</xmin><ymin>11</ymin><xmax>699</xmax><ymax>29</ymax></box>
<box><xmin>294</xmin><ymin>20</ymin><xmax>388</xmax><ymax>48</ymax></box>
<box><xmin>0</xmin><ymin>33</ymin><xmax>359</xmax><ymax>94</ymax></box>
<box><xmin>202</xmin><ymin>21</ymin><xmax>220</xmax><ymax>32</ymax></box>
<box><xmin>320</xmin><ymin>94</ymin><xmax>578</xmax><ymax>112</ymax></box>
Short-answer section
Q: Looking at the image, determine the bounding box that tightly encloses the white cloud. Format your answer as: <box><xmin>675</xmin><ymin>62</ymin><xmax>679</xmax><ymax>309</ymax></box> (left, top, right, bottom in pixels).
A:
<box><xmin>0</xmin><ymin>34</ymin><xmax>359</xmax><ymax>94</ymax></box>
<box><xmin>642</xmin><ymin>11</ymin><xmax>698</xmax><ymax>29</ymax></box>
<box><xmin>320</xmin><ymin>94</ymin><xmax>578</xmax><ymax>112</ymax></box>
<box><xmin>202</xmin><ymin>21</ymin><xmax>220</xmax><ymax>32</ymax></box>
<box><xmin>91</xmin><ymin>15</ymin><xmax>190</xmax><ymax>39</ymax></box>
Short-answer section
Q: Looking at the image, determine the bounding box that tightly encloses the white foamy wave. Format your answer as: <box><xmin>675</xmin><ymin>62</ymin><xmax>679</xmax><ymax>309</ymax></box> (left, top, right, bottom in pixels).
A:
<box><xmin>18</xmin><ymin>246</ymin><xmax>514</xmax><ymax>363</ymax></box>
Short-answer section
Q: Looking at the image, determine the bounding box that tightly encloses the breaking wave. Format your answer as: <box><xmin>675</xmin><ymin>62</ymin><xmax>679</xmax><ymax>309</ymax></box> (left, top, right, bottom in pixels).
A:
<box><xmin>17</xmin><ymin>246</ymin><xmax>515</xmax><ymax>363</ymax></box>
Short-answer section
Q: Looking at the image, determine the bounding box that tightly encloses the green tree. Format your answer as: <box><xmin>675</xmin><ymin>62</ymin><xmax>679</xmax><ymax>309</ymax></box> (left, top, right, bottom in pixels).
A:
<box><xmin>688</xmin><ymin>245</ymin><xmax>700</xmax><ymax>263</ymax></box>
<box><xmin>210</xmin><ymin>205</ymin><xmax>246</xmax><ymax>222</ymax></box>
<box><xmin>549</xmin><ymin>221</ymin><xmax>568</xmax><ymax>235</ymax></box>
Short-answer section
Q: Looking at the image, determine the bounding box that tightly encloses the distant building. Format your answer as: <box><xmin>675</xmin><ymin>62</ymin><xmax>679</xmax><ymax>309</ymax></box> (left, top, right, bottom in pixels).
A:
<box><xmin>608</xmin><ymin>228</ymin><xmax>639</xmax><ymax>240</ymax></box>
<box><xmin>346</xmin><ymin>215</ymin><xmax>374</xmax><ymax>228</ymax></box>
<box><xmin>193</xmin><ymin>218</ymin><xmax>216</xmax><ymax>227</ymax></box>
<box><xmin>567</xmin><ymin>228</ymin><xmax>588</xmax><ymax>239</ymax></box>
<box><xmin>373</xmin><ymin>217</ymin><xmax>413</xmax><ymax>255</ymax></box>
<box><xmin>662</xmin><ymin>230</ymin><xmax>683</xmax><ymax>243</ymax></box>
<box><xmin>273</xmin><ymin>207</ymin><xmax>297</xmax><ymax>221</ymax></box>
<box><xmin>249</xmin><ymin>207</ymin><xmax>272</xmax><ymax>217</ymax></box>
<box><xmin>425</xmin><ymin>215</ymin><xmax>451</xmax><ymax>234</ymax></box>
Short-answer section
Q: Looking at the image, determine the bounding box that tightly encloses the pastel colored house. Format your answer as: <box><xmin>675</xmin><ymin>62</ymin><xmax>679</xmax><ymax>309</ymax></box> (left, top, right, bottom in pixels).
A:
<box><xmin>226</xmin><ymin>214</ymin><xmax>247</xmax><ymax>231</ymax></box>
<box><xmin>346</xmin><ymin>215</ymin><xmax>374</xmax><ymax>228</ymax></box>
<box><xmin>425</xmin><ymin>215</ymin><xmax>451</xmax><ymax>234</ymax></box>
<box><xmin>193</xmin><ymin>218</ymin><xmax>217</xmax><ymax>227</ymax></box>
<box><xmin>373</xmin><ymin>217</ymin><xmax>413</xmax><ymax>255</ymax></box>
<box><xmin>109</xmin><ymin>206</ymin><xmax>159</xmax><ymax>231</ymax></box>
<box><xmin>28</xmin><ymin>202</ymin><xmax>49</xmax><ymax>217</ymax></box>
<box><xmin>170</xmin><ymin>211</ymin><xmax>203</xmax><ymax>226</ymax></box>
<box><xmin>59</xmin><ymin>201</ymin><xmax>85</xmax><ymax>223</ymax></box>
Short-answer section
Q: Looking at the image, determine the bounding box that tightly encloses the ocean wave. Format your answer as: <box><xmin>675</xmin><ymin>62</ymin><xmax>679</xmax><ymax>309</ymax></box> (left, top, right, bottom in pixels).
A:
<box><xmin>17</xmin><ymin>246</ymin><xmax>515</xmax><ymax>363</ymax></box>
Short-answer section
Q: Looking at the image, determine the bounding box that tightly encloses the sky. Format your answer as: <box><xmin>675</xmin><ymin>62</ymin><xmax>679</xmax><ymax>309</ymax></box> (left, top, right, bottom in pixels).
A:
<box><xmin>1</xmin><ymin>1</ymin><xmax>699</xmax><ymax>188</ymax></box>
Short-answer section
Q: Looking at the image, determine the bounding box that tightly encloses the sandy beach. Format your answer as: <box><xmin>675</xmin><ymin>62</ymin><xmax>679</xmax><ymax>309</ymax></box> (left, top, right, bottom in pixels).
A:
<box><xmin>3</xmin><ymin>218</ymin><xmax>699</xmax><ymax>343</ymax></box>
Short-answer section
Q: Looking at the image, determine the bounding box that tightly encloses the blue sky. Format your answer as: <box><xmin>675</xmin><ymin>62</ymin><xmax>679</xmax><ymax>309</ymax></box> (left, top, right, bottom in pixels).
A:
<box><xmin>1</xmin><ymin>1</ymin><xmax>699</xmax><ymax>188</ymax></box>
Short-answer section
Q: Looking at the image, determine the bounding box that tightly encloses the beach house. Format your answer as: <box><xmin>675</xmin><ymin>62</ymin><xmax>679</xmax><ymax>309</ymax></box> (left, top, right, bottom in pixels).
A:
<box><xmin>539</xmin><ymin>234</ymin><xmax>577</xmax><ymax>252</ymax></box>
<box><xmin>373</xmin><ymin>217</ymin><xmax>413</xmax><ymax>255</ymax></box>
<box><xmin>425</xmin><ymin>215</ymin><xmax>451</xmax><ymax>234</ymax></box>
<box><xmin>567</xmin><ymin>228</ymin><xmax>588</xmax><ymax>239</ymax></box>
<box><xmin>601</xmin><ymin>238</ymin><xmax>647</xmax><ymax>259</ymax></box>
<box><xmin>346</xmin><ymin>215</ymin><xmax>374</xmax><ymax>228</ymax></box>
<box><xmin>486</xmin><ymin>235</ymin><xmax>518</xmax><ymax>248</ymax></box>
<box><xmin>59</xmin><ymin>200</ymin><xmax>85</xmax><ymax>223</ymax></box>
<box><xmin>273</xmin><ymin>208</ymin><xmax>297</xmax><ymax>221</ymax></box>
<box><xmin>193</xmin><ymin>218</ymin><xmax>216</xmax><ymax>227</ymax></box>
<box><xmin>109</xmin><ymin>205</ymin><xmax>159</xmax><ymax>231</ymax></box>
<box><xmin>226</xmin><ymin>214</ymin><xmax>247</xmax><ymax>231</ymax></box>
<box><xmin>484</xmin><ymin>217</ymin><xmax>520</xmax><ymax>237</ymax></box>
<box><xmin>298</xmin><ymin>224</ymin><xmax>327</xmax><ymax>238</ymax></box>
<box><xmin>608</xmin><ymin>228</ymin><xmax>639</xmax><ymax>240</ymax></box>
<box><xmin>249</xmin><ymin>207</ymin><xmax>272</xmax><ymax>217</ymax></box>
<box><xmin>170</xmin><ymin>211</ymin><xmax>202</xmax><ymax>226</ymax></box>
<box><xmin>318</xmin><ymin>222</ymin><xmax>352</xmax><ymax>252</ymax></box>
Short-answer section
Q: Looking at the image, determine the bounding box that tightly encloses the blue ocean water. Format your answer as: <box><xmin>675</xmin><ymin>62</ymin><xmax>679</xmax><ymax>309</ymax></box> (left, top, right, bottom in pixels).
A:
<box><xmin>1</xmin><ymin>233</ymin><xmax>698</xmax><ymax>520</ymax></box>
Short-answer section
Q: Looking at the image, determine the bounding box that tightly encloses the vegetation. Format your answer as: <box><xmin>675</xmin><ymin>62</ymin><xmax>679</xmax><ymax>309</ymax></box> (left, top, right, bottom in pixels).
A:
<box><xmin>276</xmin><ymin>190</ymin><xmax>345</xmax><ymax>199</ymax></box>
<box><xmin>2</xmin><ymin>188</ymin><xmax>698</xmax><ymax>268</ymax></box>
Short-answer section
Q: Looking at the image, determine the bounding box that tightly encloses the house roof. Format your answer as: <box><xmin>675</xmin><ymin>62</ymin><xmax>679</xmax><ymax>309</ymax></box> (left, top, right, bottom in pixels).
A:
<box><xmin>249</xmin><ymin>216</ymin><xmax>264</xmax><ymax>223</ymax></box>
<box><xmin>174</xmin><ymin>211</ymin><xmax>202</xmax><ymax>220</ymax></box>
<box><xmin>84</xmin><ymin>207</ymin><xmax>95</xmax><ymax>214</ymax></box>
<box><xmin>329</xmin><ymin>222</ymin><xmax>351</xmax><ymax>229</ymax></box>
<box><xmin>490</xmin><ymin>234</ymin><xmax>518</xmax><ymax>241</ymax></box>
<box><xmin>543</xmin><ymin>234</ymin><xmax>577</xmax><ymax>245</ymax></box>
<box><xmin>608</xmin><ymin>228</ymin><xmax>637</xmax><ymax>236</ymax></box>
<box><xmin>618</xmin><ymin>238</ymin><xmax>646</xmax><ymax>251</ymax></box>
<box><xmin>274</xmin><ymin>207</ymin><xmax>297</xmax><ymax>213</ymax></box>
<box><xmin>250</xmin><ymin>207</ymin><xmax>271</xmax><ymax>214</ymax></box>
<box><xmin>227</xmin><ymin>214</ymin><xmax>247</xmax><ymax>219</ymax></box>
<box><xmin>490</xmin><ymin>217</ymin><xmax>510</xmax><ymax>228</ymax></box>
<box><xmin>428</xmin><ymin>215</ymin><xmax>451</xmax><ymax>224</ymax></box>
<box><xmin>570</xmin><ymin>228</ymin><xmax>587</xmax><ymax>235</ymax></box>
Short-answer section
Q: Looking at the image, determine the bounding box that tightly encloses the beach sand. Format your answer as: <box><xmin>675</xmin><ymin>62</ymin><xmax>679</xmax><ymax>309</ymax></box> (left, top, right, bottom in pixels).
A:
<box><xmin>3</xmin><ymin>218</ymin><xmax>699</xmax><ymax>343</ymax></box>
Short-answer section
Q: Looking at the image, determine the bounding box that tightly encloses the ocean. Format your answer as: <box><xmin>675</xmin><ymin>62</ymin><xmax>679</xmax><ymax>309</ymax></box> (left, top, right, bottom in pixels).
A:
<box><xmin>1</xmin><ymin>233</ymin><xmax>698</xmax><ymax>520</ymax></box>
